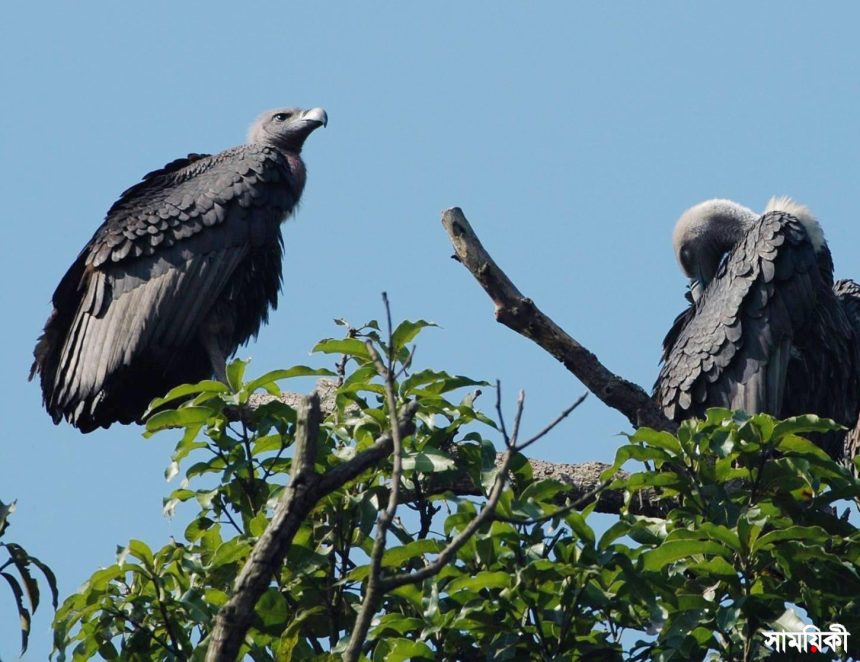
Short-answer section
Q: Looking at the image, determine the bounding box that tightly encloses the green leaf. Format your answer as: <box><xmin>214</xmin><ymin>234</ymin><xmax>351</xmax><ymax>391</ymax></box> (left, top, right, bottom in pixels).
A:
<box><xmin>381</xmin><ymin>539</ymin><xmax>443</xmax><ymax>568</ymax></box>
<box><xmin>184</xmin><ymin>517</ymin><xmax>215</xmax><ymax>543</ymax></box>
<box><xmin>772</xmin><ymin>414</ymin><xmax>842</xmax><ymax>440</ymax></box>
<box><xmin>703</xmin><ymin>407</ymin><xmax>734</xmax><ymax>426</ymax></box>
<box><xmin>373</xmin><ymin>637</ymin><xmax>434</xmax><ymax>662</ymax></box>
<box><xmin>146</xmin><ymin>380</ymin><xmax>228</xmax><ymax>413</ymax></box>
<box><xmin>277</xmin><ymin>607</ymin><xmax>326</xmax><ymax>659</ymax></box>
<box><xmin>4</xmin><ymin>544</ymin><xmax>39</xmax><ymax>614</ymax></box>
<box><xmin>776</xmin><ymin>433</ymin><xmax>833</xmax><ymax>460</ymax></box>
<box><xmin>565</xmin><ymin>509</ymin><xmax>596</xmax><ymax>547</ymax></box>
<box><xmin>400</xmin><ymin>449</ymin><xmax>456</xmax><ymax>473</ymax></box>
<box><xmin>688</xmin><ymin>556</ymin><xmax>741</xmax><ymax>582</ymax></box>
<box><xmin>249</xmin><ymin>511</ymin><xmax>269</xmax><ymax>538</ymax></box>
<box><xmin>168</xmin><ymin>423</ymin><xmax>206</xmax><ymax>465</ymax></box>
<box><xmin>144</xmin><ymin>406</ymin><xmax>214</xmax><ymax>433</ymax></box>
<box><xmin>252</xmin><ymin>433</ymin><xmax>288</xmax><ymax>456</ymax></box>
<box><xmin>446</xmin><ymin>570</ymin><xmax>512</xmax><ymax>593</ymax></box>
<box><xmin>97</xmin><ymin>639</ymin><xmax>119</xmax><ymax>659</ymax></box>
<box><xmin>519</xmin><ymin>479</ymin><xmax>566</xmax><ymax>504</ymax></box>
<box><xmin>313</xmin><ymin>338</ymin><xmax>373</xmax><ymax>361</ymax></box>
<box><xmin>641</xmin><ymin>540</ymin><xmax>732</xmax><ymax>571</ymax></box>
<box><xmin>388</xmin><ymin>582</ymin><xmax>424</xmax><ymax>613</ymax></box>
<box><xmin>697</xmin><ymin>523</ymin><xmax>741</xmax><ymax>554</ymax></box>
<box><xmin>25</xmin><ymin>555</ymin><xmax>58</xmax><ymax>610</ymax></box>
<box><xmin>208</xmin><ymin>538</ymin><xmax>250</xmax><ymax>568</ymax></box>
<box><xmin>391</xmin><ymin>319</ymin><xmax>437</xmax><ymax>351</ymax></box>
<box><xmin>255</xmin><ymin>588</ymin><xmax>288</xmax><ymax>630</ymax></box>
<box><xmin>752</xmin><ymin>525</ymin><xmax>829</xmax><ymax>554</ymax></box>
<box><xmin>1</xmin><ymin>571</ymin><xmax>30</xmax><ymax>654</ymax></box>
<box><xmin>598</xmin><ymin>519</ymin><xmax>632</xmax><ymax>549</ymax></box>
<box><xmin>125</xmin><ymin>540</ymin><xmax>155</xmax><ymax>568</ymax></box>
<box><xmin>628</xmin><ymin>428</ymin><xmax>682</xmax><ymax>454</ymax></box>
<box><xmin>244</xmin><ymin>366</ymin><xmax>336</xmax><ymax>393</ymax></box>
<box><xmin>370</xmin><ymin>614</ymin><xmax>427</xmax><ymax>637</ymax></box>
<box><xmin>87</xmin><ymin>565</ymin><xmax>126</xmax><ymax>590</ymax></box>
<box><xmin>225</xmin><ymin>357</ymin><xmax>250</xmax><ymax>390</ymax></box>
<box><xmin>612</xmin><ymin>444</ymin><xmax>675</xmax><ymax>467</ymax></box>
<box><xmin>624</xmin><ymin>471</ymin><xmax>687</xmax><ymax>491</ymax></box>
<box><xmin>626</xmin><ymin>517</ymin><xmax>668</xmax><ymax>546</ymax></box>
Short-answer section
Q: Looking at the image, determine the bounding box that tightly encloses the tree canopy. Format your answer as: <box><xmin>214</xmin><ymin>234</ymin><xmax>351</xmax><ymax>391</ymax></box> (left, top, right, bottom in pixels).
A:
<box><xmin>39</xmin><ymin>316</ymin><xmax>860</xmax><ymax>661</ymax></box>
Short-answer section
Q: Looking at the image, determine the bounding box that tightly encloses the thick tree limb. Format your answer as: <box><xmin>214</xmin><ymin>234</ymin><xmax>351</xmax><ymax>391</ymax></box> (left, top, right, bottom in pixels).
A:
<box><xmin>419</xmin><ymin>456</ymin><xmax>665</xmax><ymax>518</ymax></box>
<box><xmin>441</xmin><ymin>207</ymin><xmax>675</xmax><ymax>433</ymax></box>
<box><xmin>249</xmin><ymin>385</ymin><xmax>664</xmax><ymax>517</ymax></box>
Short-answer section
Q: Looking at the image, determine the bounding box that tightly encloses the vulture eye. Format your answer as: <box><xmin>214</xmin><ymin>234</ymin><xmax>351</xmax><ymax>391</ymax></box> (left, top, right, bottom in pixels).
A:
<box><xmin>273</xmin><ymin>112</ymin><xmax>292</xmax><ymax>122</ymax></box>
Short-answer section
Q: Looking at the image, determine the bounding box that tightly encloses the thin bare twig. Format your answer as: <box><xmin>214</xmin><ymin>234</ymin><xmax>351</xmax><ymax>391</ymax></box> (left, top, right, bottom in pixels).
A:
<box><xmin>380</xmin><ymin>390</ymin><xmax>574</xmax><ymax>593</ymax></box>
<box><xmin>381</xmin><ymin>444</ymin><xmax>514</xmax><ymax>592</ymax></box>
<box><xmin>493</xmin><ymin>477</ymin><xmax>612</xmax><ymax>526</ymax></box>
<box><xmin>510</xmin><ymin>390</ymin><xmax>526</xmax><ymax>445</ymax></box>
<box><xmin>516</xmin><ymin>392</ymin><xmax>588</xmax><ymax>454</ymax></box>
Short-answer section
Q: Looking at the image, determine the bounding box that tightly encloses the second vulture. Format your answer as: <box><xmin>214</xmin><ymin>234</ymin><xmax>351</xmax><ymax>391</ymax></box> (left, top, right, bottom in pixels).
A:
<box><xmin>654</xmin><ymin>197</ymin><xmax>860</xmax><ymax>460</ymax></box>
<box><xmin>31</xmin><ymin>107</ymin><xmax>327</xmax><ymax>432</ymax></box>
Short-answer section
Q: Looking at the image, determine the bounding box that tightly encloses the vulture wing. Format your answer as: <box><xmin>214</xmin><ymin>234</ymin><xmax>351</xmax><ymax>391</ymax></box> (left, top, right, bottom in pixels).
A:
<box><xmin>32</xmin><ymin>145</ymin><xmax>300</xmax><ymax>431</ymax></box>
<box><xmin>834</xmin><ymin>278</ymin><xmax>860</xmax><ymax>464</ymax></box>
<box><xmin>654</xmin><ymin>211</ymin><xmax>829</xmax><ymax>422</ymax></box>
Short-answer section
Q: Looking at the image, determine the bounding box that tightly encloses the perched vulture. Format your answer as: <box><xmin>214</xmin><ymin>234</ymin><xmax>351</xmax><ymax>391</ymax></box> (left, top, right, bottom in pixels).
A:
<box><xmin>31</xmin><ymin>107</ymin><xmax>327</xmax><ymax>432</ymax></box>
<box><xmin>654</xmin><ymin>197</ymin><xmax>860</xmax><ymax>460</ymax></box>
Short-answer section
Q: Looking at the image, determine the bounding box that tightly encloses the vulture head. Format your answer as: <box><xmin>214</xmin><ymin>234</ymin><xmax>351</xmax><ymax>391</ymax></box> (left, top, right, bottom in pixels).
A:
<box><xmin>248</xmin><ymin>107</ymin><xmax>328</xmax><ymax>152</ymax></box>
<box><xmin>672</xmin><ymin>197</ymin><xmax>825</xmax><ymax>302</ymax></box>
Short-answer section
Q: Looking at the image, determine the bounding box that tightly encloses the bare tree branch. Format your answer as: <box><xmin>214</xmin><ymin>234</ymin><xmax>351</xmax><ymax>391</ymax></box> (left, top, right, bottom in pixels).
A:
<box><xmin>440</xmin><ymin>206</ymin><xmax>675</xmax><ymax>433</ymax></box>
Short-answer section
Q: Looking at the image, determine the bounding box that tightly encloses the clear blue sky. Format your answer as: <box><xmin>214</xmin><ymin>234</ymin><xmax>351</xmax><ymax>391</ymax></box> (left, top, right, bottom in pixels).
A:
<box><xmin>3</xmin><ymin>3</ymin><xmax>860</xmax><ymax>657</ymax></box>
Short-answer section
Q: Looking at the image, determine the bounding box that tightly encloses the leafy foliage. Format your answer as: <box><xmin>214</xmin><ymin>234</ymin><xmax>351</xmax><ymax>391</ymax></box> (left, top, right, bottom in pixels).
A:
<box><xmin>51</xmin><ymin>322</ymin><xmax>860</xmax><ymax>661</ymax></box>
<box><xmin>1</xmin><ymin>498</ymin><xmax>58</xmax><ymax>655</ymax></box>
<box><xmin>615</xmin><ymin>410</ymin><xmax>860</xmax><ymax>660</ymax></box>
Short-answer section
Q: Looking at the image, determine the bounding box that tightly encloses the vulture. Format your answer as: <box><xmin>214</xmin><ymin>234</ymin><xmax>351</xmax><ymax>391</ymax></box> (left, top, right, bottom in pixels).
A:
<box><xmin>31</xmin><ymin>107</ymin><xmax>327</xmax><ymax>432</ymax></box>
<box><xmin>653</xmin><ymin>197</ymin><xmax>860</xmax><ymax>460</ymax></box>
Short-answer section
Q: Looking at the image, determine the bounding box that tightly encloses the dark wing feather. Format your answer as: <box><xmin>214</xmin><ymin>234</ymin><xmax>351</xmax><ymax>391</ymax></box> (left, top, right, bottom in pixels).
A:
<box><xmin>654</xmin><ymin>211</ymin><xmax>828</xmax><ymax>422</ymax></box>
<box><xmin>111</xmin><ymin>153</ymin><xmax>211</xmax><ymax>208</ymax></box>
<box><xmin>833</xmin><ymin>279</ymin><xmax>860</xmax><ymax>465</ymax></box>
<box><xmin>659</xmin><ymin>304</ymin><xmax>695</xmax><ymax>366</ymax></box>
<box><xmin>32</xmin><ymin>144</ymin><xmax>301</xmax><ymax>431</ymax></box>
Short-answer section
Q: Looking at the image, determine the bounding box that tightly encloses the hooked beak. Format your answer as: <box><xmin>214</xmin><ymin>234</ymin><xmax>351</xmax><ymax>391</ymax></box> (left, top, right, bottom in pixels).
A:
<box><xmin>688</xmin><ymin>271</ymin><xmax>707</xmax><ymax>305</ymax></box>
<box><xmin>300</xmin><ymin>107</ymin><xmax>328</xmax><ymax>128</ymax></box>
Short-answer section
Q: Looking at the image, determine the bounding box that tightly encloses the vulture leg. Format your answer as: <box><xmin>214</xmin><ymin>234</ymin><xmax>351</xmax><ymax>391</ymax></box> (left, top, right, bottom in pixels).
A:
<box><xmin>208</xmin><ymin>344</ymin><xmax>228</xmax><ymax>384</ymax></box>
<box><xmin>201</xmin><ymin>330</ymin><xmax>229</xmax><ymax>384</ymax></box>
